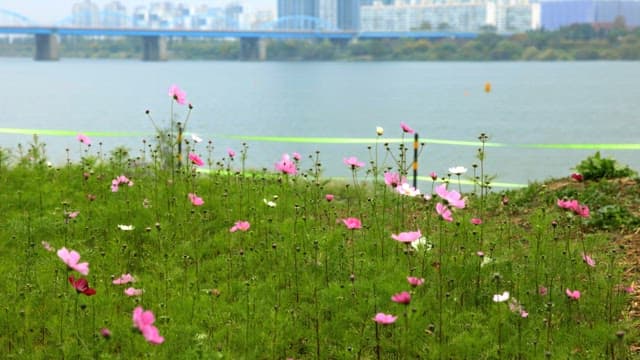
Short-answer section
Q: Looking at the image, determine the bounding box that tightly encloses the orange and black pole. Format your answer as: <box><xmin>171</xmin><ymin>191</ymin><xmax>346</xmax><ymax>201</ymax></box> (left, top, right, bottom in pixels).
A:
<box><xmin>413</xmin><ymin>133</ymin><xmax>419</xmax><ymax>188</ymax></box>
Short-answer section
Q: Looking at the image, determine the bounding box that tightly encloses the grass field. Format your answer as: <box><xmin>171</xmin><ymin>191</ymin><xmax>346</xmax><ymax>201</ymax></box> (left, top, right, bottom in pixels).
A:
<box><xmin>1</xmin><ymin>90</ymin><xmax>638</xmax><ymax>359</ymax></box>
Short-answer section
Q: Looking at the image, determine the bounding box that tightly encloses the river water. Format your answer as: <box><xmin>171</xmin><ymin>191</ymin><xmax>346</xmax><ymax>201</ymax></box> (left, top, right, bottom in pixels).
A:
<box><xmin>0</xmin><ymin>58</ymin><xmax>638</xmax><ymax>188</ymax></box>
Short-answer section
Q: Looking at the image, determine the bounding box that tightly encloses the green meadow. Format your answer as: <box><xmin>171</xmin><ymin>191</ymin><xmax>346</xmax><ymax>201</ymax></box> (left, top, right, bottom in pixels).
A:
<box><xmin>1</xmin><ymin>92</ymin><xmax>639</xmax><ymax>359</ymax></box>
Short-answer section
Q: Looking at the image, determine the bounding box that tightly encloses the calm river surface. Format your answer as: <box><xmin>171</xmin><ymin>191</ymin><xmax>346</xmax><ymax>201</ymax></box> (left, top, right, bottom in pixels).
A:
<box><xmin>0</xmin><ymin>58</ymin><xmax>638</xmax><ymax>188</ymax></box>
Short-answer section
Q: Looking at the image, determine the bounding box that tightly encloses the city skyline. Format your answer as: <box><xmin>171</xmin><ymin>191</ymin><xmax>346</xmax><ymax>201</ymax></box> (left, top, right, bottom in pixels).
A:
<box><xmin>0</xmin><ymin>0</ymin><xmax>276</xmax><ymax>24</ymax></box>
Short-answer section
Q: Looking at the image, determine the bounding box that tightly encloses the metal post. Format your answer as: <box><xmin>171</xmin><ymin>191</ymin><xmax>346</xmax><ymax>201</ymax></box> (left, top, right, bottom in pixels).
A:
<box><xmin>413</xmin><ymin>133</ymin><xmax>418</xmax><ymax>189</ymax></box>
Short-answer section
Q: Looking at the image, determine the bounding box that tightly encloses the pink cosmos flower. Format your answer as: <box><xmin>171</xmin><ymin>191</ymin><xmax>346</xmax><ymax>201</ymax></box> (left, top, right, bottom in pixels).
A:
<box><xmin>188</xmin><ymin>153</ymin><xmax>204</xmax><ymax>167</ymax></box>
<box><xmin>577</xmin><ymin>204</ymin><xmax>590</xmax><ymax>218</ymax></box>
<box><xmin>68</xmin><ymin>276</ymin><xmax>96</xmax><ymax>296</ymax></box>
<box><xmin>112</xmin><ymin>273</ymin><xmax>135</xmax><ymax>285</ymax></box>
<box><xmin>407</xmin><ymin>277</ymin><xmax>425</xmax><ymax>287</ymax></box>
<box><xmin>67</xmin><ymin>211</ymin><xmax>80</xmax><ymax>219</ymax></box>
<box><xmin>373</xmin><ymin>313</ymin><xmax>398</xmax><ymax>325</ymax></box>
<box><xmin>57</xmin><ymin>247</ymin><xmax>89</xmax><ymax>275</ymax></box>
<box><xmin>342</xmin><ymin>217</ymin><xmax>362</xmax><ymax>230</ymax></box>
<box><xmin>557</xmin><ymin>198</ymin><xmax>578</xmax><ymax>211</ymax></box>
<box><xmin>400</xmin><ymin>122</ymin><xmax>414</xmax><ymax>134</ymax></box>
<box><xmin>373</xmin><ymin>313</ymin><xmax>397</xmax><ymax>325</ymax></box>
<box><xmin>430</xmin><ymin>172</ymin><xmax>438</xmax><ymax>181</ymax></box>
<box><xmin>571</xmin><ymin>173</ymin><xmax>584</xmax><ymax>182</ymax></box>
<box><xmin>566</xmin><ymin>288</ymin><xmax>581</xmax><ymax>300</ymax></box>
<box><xmin>557</xmin><ymin>198</ymin><xmax>590</xmax><ymax>218</ymax></box>
<box><xmin>168</xmin><ymin>84</ymin><xmax>187</xmax><ymax>105</ymax></box>
<box><xmin>391</xmin><ymin>230</ymin><xmax>422</xmax><ymax>243</ymax></box>
<box><xmin>391</xmin><ymin>291</ymin><xmax>411</xmax><ymax>304</ymax></box>
<box><xmin>230</xmin><ymin>221</ymin><xmax>251</xmax><ymax>233</ymax></box>
<box><xmin>343</xmin><ymin>156</ymin><xmax>365</xmax><ymax>169</ymax></box>
<box><xmin>539</xmin><ymin>286</ymin><xmax>548</xmax><ymax>296</ymax></box>
<box><xmin>436</xmin><ymin>203</ymin><xmax>453</xmax><ymax>222</ymax></box>
<box><xmin>100</xmin><ymin>328</ymin><xmax>111</xmax><ymax>339</ymax></box>
<box><xmin>124</xmin><ymin>287</ymin><xmax>144</xmax><ymax>297</ymax></box>
<box><xmin>132</xmin><ymin>306</ymin><xmax>164</xmax><ymax>345</ymax></box>
<box><xmin>111</xmin><ymin>175</ymin><xmax>133</xmax><ymax>192</ymax></box>
<box><xmin>77</xmin><ymin>133</ymin><xmax>91</xmax><ymax>145</ymax></box>
<box><xmin>188</xmin><ymin>193</ymin><xmax>204</xmax><ymax>206</ymax></box>
<box><xmin>292</xmin><ymin>152</ymin><xmax>301</xmax><ymax>161</ymax></box>
<box><xmin>435</xmin><ymin>184</ymin><xmax>465</xmax><ymax>209</ymax></box>
<box><xmin>325</xmin><ymin>194</ymin><xmax>334</xmax><ymax>202</ymax></box>
<box><xmin>275</xmin><ymin>154</ymin><xmax>297</xmax><ymax>175</ymax></box>
<box><xmin>471</xmin><ymin>218</ymin><xmax>482</xmax><ymax>225</ymax></box>
<box><xmin>384</xmin><ymin>172</ymin><xmax>405</xmax><ymax>188</ymax></box>
<box><xmin>227</xmin><ymin>148</ymin><xmax>236</xmax><ymax>158</ymax></box>
<box><xmin>582</xmin><ymin>253</ymin><xmax>596</xmax><ymax>267</ymax></box>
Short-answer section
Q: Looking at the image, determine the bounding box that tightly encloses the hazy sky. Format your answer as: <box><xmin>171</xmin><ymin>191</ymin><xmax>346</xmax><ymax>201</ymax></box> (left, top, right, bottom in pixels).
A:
<box><xmin>1</xmin><ymin>1</ymin><xmax>276</xmax><ymax>24</ymax></box>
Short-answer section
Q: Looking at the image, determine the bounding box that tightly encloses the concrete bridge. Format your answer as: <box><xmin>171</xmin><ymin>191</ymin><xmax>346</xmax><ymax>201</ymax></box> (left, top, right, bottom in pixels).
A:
<box><xmin>0</xmin><ymin>26</ymin><xmax>479</xmax><ymax>61</ymax></box>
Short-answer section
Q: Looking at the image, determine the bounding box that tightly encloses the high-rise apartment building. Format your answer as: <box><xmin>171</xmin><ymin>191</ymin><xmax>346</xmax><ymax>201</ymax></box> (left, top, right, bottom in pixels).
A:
<box><xmin>277</xmin><ymin>0</ymin><xmax>360</xmax><ymax>30</ymax></box>
<box><xmin>72</xmin><ymin>0</ymin><xmax>100</xmax><ymax>27</ymax></box>
<box><xmin>102</xmin><ymin>1</ymin><xmax>128</xmax><ymax>28</ymax></box>
<box><xmin>278</xmin><ymin>0</ymin><xmax>320</xmax><ymax>29</ymax></box>
<box><xmin>338</xmin><ymin>0</ymin><xmax>360</xmax><ymax>30</ymax></box>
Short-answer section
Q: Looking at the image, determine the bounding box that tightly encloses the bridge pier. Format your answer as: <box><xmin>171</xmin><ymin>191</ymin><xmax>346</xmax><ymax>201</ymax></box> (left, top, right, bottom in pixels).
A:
<box><xmin>34</xmin><ymin>34</ymin><xmax>59</xmax><ymax>61</ymax></box>
<box><xmin>142</xmin><ymin>36</ymin><xmax>167</xmax><ymax>61</ymax></box>
<box><xmin>240</xmin><ymin>37</ymin><xmax>267</xmax><ymax>61</ymax></box>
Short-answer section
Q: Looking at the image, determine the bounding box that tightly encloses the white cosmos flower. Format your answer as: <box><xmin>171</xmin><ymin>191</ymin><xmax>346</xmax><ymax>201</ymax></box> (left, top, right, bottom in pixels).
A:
<box><xmin>492</xmin><ymin>291</ymin><xmax>510</xmax><ymax>303</ymax></box>
<box><xmin>448</xmin><ymin>166</ymin><xmax>468</xmax><ymax>175</ymax></box>
<box><xmin>411</xmin><ymin>237</ymin><xmax>433</xmax><ymax>251</ymax></box>
<box><xmin>117</xmin><ymin>224</ymin><xmax>134</xmax><ymax>231</ymax></box>
<box><xmin>480</xmin><ymin>256</ymin><xmax>494</xmax><ymax>267</ymax></box>
<box><xmin>396</xmin><ymin>183</ymin><xmax>421</xmax><ymax>197</ymax></box>
<box><xmin>376</xmin><ymin>126</ymin><xmax>384</xmax><ymax>136</ymax></box>
<box><xmin>190</xmin><ymin>133</ymin><xmax>203</xmax><ymax>143</ymax></box>
<box><xmin>263</xmin><ymin>199</ymin><xmax>276</xmax><ymax>208</ymax></box>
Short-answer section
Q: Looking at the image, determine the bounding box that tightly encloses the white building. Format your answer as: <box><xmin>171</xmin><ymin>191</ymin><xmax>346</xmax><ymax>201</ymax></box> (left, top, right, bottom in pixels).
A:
<box><xmin>361</xmin><ymin>0</ymin><xmax>540</xmax><ymax>33</ymax></box>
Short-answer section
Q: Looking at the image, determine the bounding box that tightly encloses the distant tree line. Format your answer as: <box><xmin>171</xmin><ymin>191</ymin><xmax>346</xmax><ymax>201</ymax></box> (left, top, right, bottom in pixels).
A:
<box><xmin>1</xmin><ymin>22</ymin><xmax>639</xmax><ymax>61</ymax></box>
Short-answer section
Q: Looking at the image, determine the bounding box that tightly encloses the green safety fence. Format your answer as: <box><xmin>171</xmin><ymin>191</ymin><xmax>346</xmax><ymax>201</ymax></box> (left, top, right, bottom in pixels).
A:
<box><xmin>2</xmin><ymin>127</ymin><xmax>638</xmax><ymax>189</ymax></box>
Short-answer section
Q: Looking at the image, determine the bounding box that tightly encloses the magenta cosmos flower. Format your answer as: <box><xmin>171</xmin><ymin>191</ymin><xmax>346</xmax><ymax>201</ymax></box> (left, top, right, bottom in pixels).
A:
<box><xmin>582</xmin><ymin>253</ymin><xmax>596</xmax><ymax>267</ymax></box>
<box><xmin>132</xmin><ymin>306</ymin><xmax>164</xmax><ymax>345</ymax></box>
<box><xmin>407</xmin><ymin>277</ymin><xmax>425</xmax><ymax>287</ymax></box>
<box><xmin>168</xmin><ymin>84</ymin><xmax>187</xmax><ymax>105</ymax></box>
<box><xmin>571</xmin><ymin>173</ymin><xmax>584</xmax><ymax>182</ymax></box>
<box><xmin>113</xmin><ymin>273</ymin><xmax>135</xmax><ymax>285</ymax></box>
<box><xmin>373</xmin><ymin>313</ymin><xmax>397</xmax><ymax>325</ymax></box>
<box><xmin>68</xmin><ymin>276</ymin><xmax>96</xmax><ymax>296</ymax></box>
<box><xmin>566</xmin><ymin>288</ymin><xmax>581</xmax><ymax>300</ymax></box>
<box><xmin>76</xmin><ymin>133</ymin><xmax>91</xmax><ymax>145</ymax></box>
<box><xmin>227</xmin><ymin>148</ymin><xmax>236</xmax><ymax>158</ymax></box>
<box><xmin>188</xmin><ymin>153</ymin><xmax>204</xmax><ymax>167</ymax></box>
<box><xmin>343</xmin><ymin>156</ymin><xmax>365</xmax><ymax>169</ymax></box>
<box><xmin>342</xmin><ymin>217</ymin><xmax>362</xmax><ymax>230</ymax></box>
<box><xmin>275</xmin><ymin>153</ymin><xmax>297</xmax><ymax>175</ymax></box>
<box><xmin>188</xmin><ymin>193</ymin><xmax>204</xmax><ymax>206</ymax></box>
<box><xmin>57</xmin><ymin>247</ymin><xmax>89</xmax><ymax>275</ymax></box>
<box><xmin>230</xmin><ymin>221</ymin><xmax>250</xmax><ymax>233</ymax></box>
<box><xmin>391</xmin><ymin>230</ymin><xmax>422</xmax><ymax>243</ymax></box>
<box><xmin>391</xmin><ymin>291</ymin><xmax>411</xmax><ymax>304</ymax></box>
<box><xmin>400</xmin><ymin>122</ymin><xmax>414</xmax><ymax>134</ymax></box>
